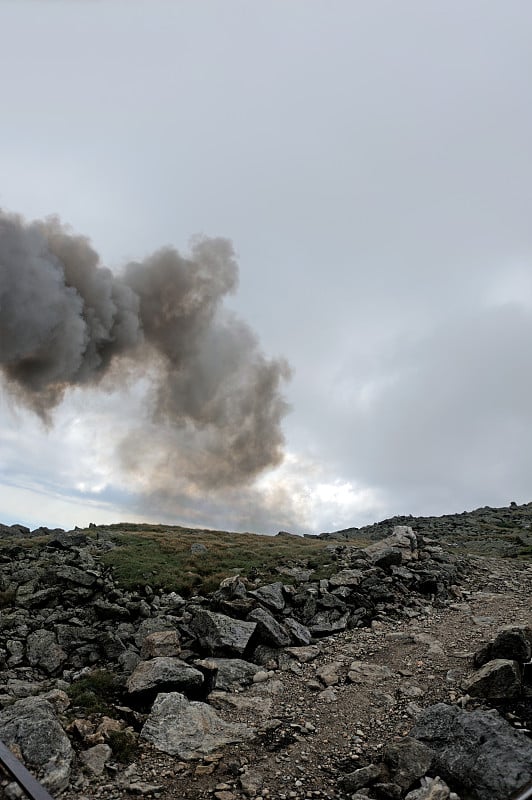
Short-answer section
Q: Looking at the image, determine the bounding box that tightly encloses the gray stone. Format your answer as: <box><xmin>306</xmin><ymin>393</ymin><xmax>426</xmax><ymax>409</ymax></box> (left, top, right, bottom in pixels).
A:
<box><xmin>462</xmin><ymin>658</ymin><xmax>522</xmax><ymax>699</ymax></box>
<box><xmin>277</xmin><ymin>566</ymin><xmax>312</xmax><ymax>582</ymax></box>
<box><xmin>161</xmin><ymin>591</ymin><xmax>186</xmax><ymax>611</ymax></box>
<box><xmin>410</xmin><ymin>702</ymin><xmax>532</xmax><ymax>800</ymax></box>
<box><xmin>249</xmin><ymin>582</ymin><xmax>285</xmax><ymax>611</ymax></box>
<box><xmin>47</xmin><ymin>531</ymin><xmax>90</xmax><ymax>548</ymax></box>
<box><xmin>339</xmin><ymin>763</ymin><xmax>382</xmax><ymax>792</ymax></box>
<box><xmin>26</xmin><ymin>629</ymin><xmax>67</xmax><ymax>674</ymax></box>
<box><xmin>384</xmin><ymin>737</ymin><xmax>434</xmax><ymax>790</ymax></box>
<box><xmin>190</xmin><ymin>543</ymin><xmax>208</xmax><ymax>554</ymax></box>
<box><xmin>6</xmin><ymin>679</ymin><xmax>44</xmax><ymax>699</ymax></box>
<box><xmin>209</xmin><ymin>658</ymin><xmax>263</xmax><ymax>690</ymax></box>
<box><xmin>412</xmin><ymin>632</ymin><xmax>446</xmax><ymax>658</ymax></box>
<box><xmin>318</xmin><ymin>686</ymin><xmax>337</xmax><ymax>702</ymax></box>
<box><xmin>318</xmin><ymin>591</ymin><xmax>347</xmax><ymax>610</ymax></box>
<box><xmin>119</xmin><ymin>649</ymin><xmax>141</xmax><ymax>674</ymax></box>
<box><xmin>6</xmin><ymin>640</ymin><xmax>24</xmax><ymax>666</ymax></box>
<box><xmin>140</xmin><ymin>630</ymin><xmax>181</xmax><ymax>659</ymax></box>
<box><xmin>316</xmin><ymin>661</ymin><xmax>342</xmax><ymax>686</ymax></box>
<box><xmin>365</xmin><ymin>526</ymin><xmax>418</xmax><ymax>562</ymax></box>
<box><xmin>247</xmin><ymin>607</ymin><xmax>290</xmax><ymax>647</ymax></box>
<box><xmin>190</xmin><ymin>609</ymin><xmax>256</xmax><ymax>655</ymax></box>
<box><xmin>210</xmin><ymin>691</ymin><xmax>273</xmax><ymax>717</ymax></box>
<box><xmin>252</xmin><ymin>644</ymin><xmax>282</xmax><ymax>666</ymax></box>
<box><xmin>126</xmin><ymin>657</ymin><xmax>204</xmax><ymax>697</ymax></box>
<box><xmin>308</xmin><ymin>611</ymin><xmax>350</xmax><ymax>635</ymax></box>
<box><xmin>0</xmin><ymin>696</ymin><xmax>73</xmax><ymax>793</ymax></box>
<box><xmin>140</xmin><ymin>691</ymin><xmax>255</xmax><ymax>758</ymax></box>
<box><xmin>284</xmin><ymin>617</ymin><xmax>312</xmax><ymax>645</ymax></box>
<box><xmin>285</xmin><ymin>645</ymin><xmax>321</xmax><ymax>663</ymax></box>
<box><xmin>16</xmin><ymin>586</ymin><xmax>59</xmax><ymax>609</ymax></box>
<box><xmin>240</xmin><ymin>770</ymin><xmax>263</xmax><ymax>796</ymax></box>
<box><xmin>328</xmin><ymin>569</ymin><xmax>363</xmax><ymax>587</ymax></box>
<box><xmin>80</xmin><ymin>743</ymin><xmax>112</xmax><ymax>775</ymax></box>
<box><xmin>55</xmin><ymin>623</ymin><xmax>96</xmax><ymax>649</ymax></box>
<box><xmin>405</xmin><ymin>777</ymin><xmax>455</xmax><ymax>800</ymax></box>
<box><xmin>93</xmin><ymin>599</ymin><xmax>131</xmax><ymax>620</ymax></box>
<box><xmin>125</xmin><ymin>781</ymin><xmax>163</xmax><ymax>795</ymax></box>
<box><xmin>217</xmin><ymin>574</ymin><xmax>248</xmax><ymax>598</ymax></box>
<box><xmin>134</xmin><ymin>616</ymin><xmax>178</xmax><ymax>648</ymax></box>
<box><xmin>55</xmin><ymin>565</ymin><xmax>98</xmax><ymax>587</ymax></box>
<box><xmin>474</xmin><ymin>624</ymin><xmax>532</xmax><ymax>667</ymax></box>
<box><xmin>36</xmin><ymin>690</ymin><xmax>69</xmax><ymax>717</ymax></box>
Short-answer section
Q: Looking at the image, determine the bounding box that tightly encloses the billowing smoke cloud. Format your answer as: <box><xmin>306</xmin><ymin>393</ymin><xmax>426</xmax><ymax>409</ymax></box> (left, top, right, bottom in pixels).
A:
<box><xmin>0</xmin><ymin>210</ymin><xmax>291</xmax><ymax>489</ymax></box>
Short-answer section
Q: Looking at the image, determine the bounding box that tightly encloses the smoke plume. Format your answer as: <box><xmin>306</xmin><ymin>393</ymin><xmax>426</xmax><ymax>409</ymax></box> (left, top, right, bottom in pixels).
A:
<box><xmin>0</xmin><ymin>210</ymin><xmax>291</xmax><ymax>489</ymax></box>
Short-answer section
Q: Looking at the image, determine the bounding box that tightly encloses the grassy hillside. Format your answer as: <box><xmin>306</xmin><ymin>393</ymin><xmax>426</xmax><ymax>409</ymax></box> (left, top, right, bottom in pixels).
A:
<box><xmin>97</xmin><ymin>525</ymin><xmax>366</xmax><ymax>595</ymax></box>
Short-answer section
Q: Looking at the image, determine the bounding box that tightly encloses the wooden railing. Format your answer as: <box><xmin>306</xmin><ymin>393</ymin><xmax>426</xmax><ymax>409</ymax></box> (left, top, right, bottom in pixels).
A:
<box><xmin>0</xmin><ymin>738</ymin><xmax>55</xmax><ymax>800</ymax></box>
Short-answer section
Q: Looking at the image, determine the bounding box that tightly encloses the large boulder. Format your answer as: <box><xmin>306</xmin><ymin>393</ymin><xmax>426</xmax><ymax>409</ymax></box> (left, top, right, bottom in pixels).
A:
<box><xmin>54</xmin><ymin>564</ymin><xmax>98</xmax><ymax>587</ymax></box>
<box><xmin>249</xmin><ymin>582</ymin><xmax>285</xmax><ymax>611</ymax></box>
<box><xmin>126</xmin><ymin>657</ymin><xmax>204</xmax><ymax>698</ymax></box>
<box><xmin>0</xmin><ymin>696</ymin><xmax>73</xmax><ymax>793</ymax></box>
<box><xmin>207</xmin><ymin>658</ymin><xmax>263</xmax><ymax>690</ymax></box>
<box><xmin>26</xmin><ymin>629</ymin><xmax>67</xmax><ymax>675</ymax></box>
<box><xmin>140</xmin><ymin>692</ymin><xmax>255</xmax><ymax>759</ymax></box>
<box><xmin>308</xmin><ymin>611</ymin><xmax>350</xmax><ymax>636</ymax></box>
<box><xmin>247</xmin><ymin>607</ymin><xmax>290</xmax><ymax>647</ymax></box>
<box><xmin>140</xmin><ymin>630</ymin><xmax>181</xmax><ymax>659</ymax></box>
<box><xmin>190</xmin><ymin>609</ymin><xmax>256</xmax><ymax>656</ymax></box>
<box><xmin>462</xmin><ymin>658</ymin><xmax>522</xmax><ymax>699</ymax></box>
<box><xmin>284</xmin><ymin>617</ymin><xmax>312</xmax><ymax>646</ymax></box>
<box><xmin>474</xmin><ymin>625</ymin><xmax>532</xmax><ymax>667</ymax></box>
<box><xmin>383</xmin><ymin>737</ymin><xmax>434</xmax><ymax>791</ymax></box>
<box><xmin>364</xmin><ymin>526</ymin><xmax>418</xmax><ymax>563</ymax></box>
<box><xmin>410</xmin><ymin>703</ymin><xmax>532</xmax><ymax>800</ymax></box>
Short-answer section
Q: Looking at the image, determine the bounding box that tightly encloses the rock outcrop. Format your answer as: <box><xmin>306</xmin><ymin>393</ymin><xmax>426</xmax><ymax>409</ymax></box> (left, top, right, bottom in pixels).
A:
<box><xmin>409</xmin><ymin>703</ymin><xmax>532</xmax><ymax>800</ymax></box>
<box><xmin>140</xmin><ymin>692</ymin><xmax>255</xmax><ymax>758</ymax></box>
<box><xmin>0</xmin><ymin>516</ymin><xmax>530</xmax><ymax>800</ymax></box>
<box><xmin>0</xmin><ymin>696</ymin><xmax>74</xmax><ymax>793</ymax></box>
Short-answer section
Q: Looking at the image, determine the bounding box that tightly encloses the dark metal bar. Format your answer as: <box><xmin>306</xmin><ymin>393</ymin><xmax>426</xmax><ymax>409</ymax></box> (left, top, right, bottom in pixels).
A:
<box><xmin>0</xmin><ymin>738</ymin><xmax>55</xmax><ymax>800</ymax></box>
<box><xmin>512</xmin><ymin>782</ymin><xmax>532</xmax><ymax>800</ymax></box>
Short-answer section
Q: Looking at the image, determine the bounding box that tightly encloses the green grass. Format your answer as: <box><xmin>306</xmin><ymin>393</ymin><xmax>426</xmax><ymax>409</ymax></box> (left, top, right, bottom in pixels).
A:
<box><xmin>66</xmin><ymin>669</ymin><xmax>121</xmax><ymax>714</ymax></box>
<box><xmin>96</xmin><ymin>526</ymin><xmax>362</xmax><ymax>596</ymax></box>
<box><xmin>107</xmin><ymin>730</ymin><xmax>138</xmax><ymax>763</ymax></box>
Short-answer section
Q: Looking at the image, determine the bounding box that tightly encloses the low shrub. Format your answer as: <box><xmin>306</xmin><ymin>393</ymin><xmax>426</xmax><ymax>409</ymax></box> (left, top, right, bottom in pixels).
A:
<box><xmin>107</xmin><ymin>729</ymin><xmax>138</xmax><ymax>762</ymax></box>
<box><xmin>67</xmin><ymin>669</ymin><xmax>121</xmax><ymax>714</ymax></box>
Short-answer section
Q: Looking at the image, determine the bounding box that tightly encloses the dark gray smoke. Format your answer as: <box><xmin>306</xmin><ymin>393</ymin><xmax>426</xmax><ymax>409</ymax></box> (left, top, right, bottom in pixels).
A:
<box><xmin>0</xmin><ymin>210</ymin><xmax>290</xmax><ymax>488</ymax></box>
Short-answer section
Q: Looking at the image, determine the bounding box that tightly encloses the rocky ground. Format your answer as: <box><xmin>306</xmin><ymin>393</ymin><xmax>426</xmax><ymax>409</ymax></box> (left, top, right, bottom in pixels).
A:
<box><xmin>317</xmin><ymin>500</ymin><xmax>532</xmax><ymax>558</ymax></box>
<box><xmin>0</xmin><ymin>516</ymin><xmax>531</xmax><ymax>800</ymax></box>
<box><xmin>62</xmin><ymin>556</ymin><xmax>532</xmax><ymax>800</ymax></box>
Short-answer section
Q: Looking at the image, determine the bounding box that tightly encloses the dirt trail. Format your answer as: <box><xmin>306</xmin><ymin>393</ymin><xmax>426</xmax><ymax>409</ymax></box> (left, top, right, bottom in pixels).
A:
<box><xmin>69</xmin><ymin>555</ymin><xmax>532</xmax><ymax>800</ymax></box>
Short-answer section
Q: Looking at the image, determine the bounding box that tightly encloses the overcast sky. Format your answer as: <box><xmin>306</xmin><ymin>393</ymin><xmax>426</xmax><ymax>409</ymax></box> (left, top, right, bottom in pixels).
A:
<box><xmin>1</xmin><ymin>0</ymin><xmax>532</xmax><ymax>534</ymax></box>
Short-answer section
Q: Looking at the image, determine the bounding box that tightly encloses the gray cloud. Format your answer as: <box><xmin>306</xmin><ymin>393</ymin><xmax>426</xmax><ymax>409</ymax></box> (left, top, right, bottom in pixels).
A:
<box><xmin>0</xmin><ymin>210</ymin><xmax>290</xmax><ymax>490</ymax></box>
<box><xmin>2</xmin><ymin>1</ymin><xmax>532</xmax><ymax>532</ymax></box>
<box><xmin>325</xmin><ymin>302</ymin><xmax>532</xmax><ymax>515</ymax></box>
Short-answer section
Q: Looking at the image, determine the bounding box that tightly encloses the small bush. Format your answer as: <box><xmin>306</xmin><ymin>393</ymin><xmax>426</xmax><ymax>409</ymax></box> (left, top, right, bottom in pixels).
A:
<box><xmin>67</xmin><ymin>669</ymin><xmax>120</xmax><ymax>714</ymax></box>
<box><xmin>107</xmin><ymin>730</ymin><xmax>138</xmax><ymax>763</ymax></box>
